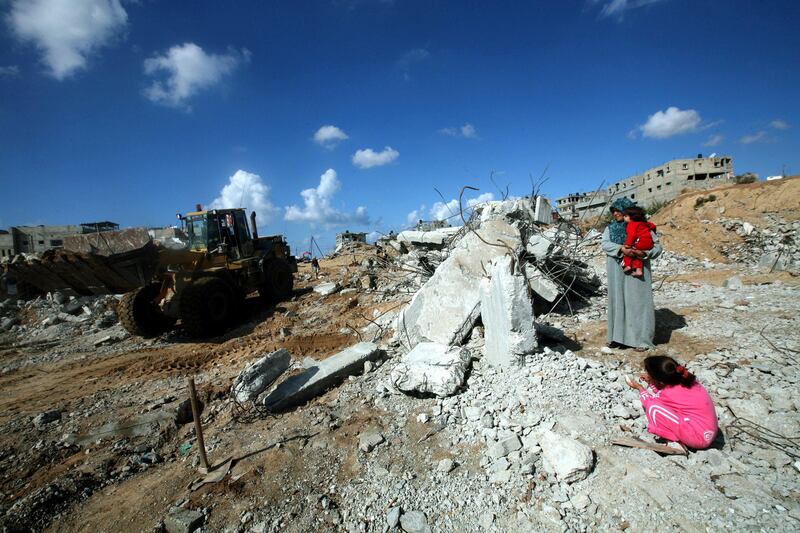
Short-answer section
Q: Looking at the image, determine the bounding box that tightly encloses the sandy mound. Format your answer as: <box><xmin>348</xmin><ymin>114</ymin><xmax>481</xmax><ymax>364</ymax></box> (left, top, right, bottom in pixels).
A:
<box><xmin>650</xmin><ymin>176</ymin><xmax>800</xmax><ymax>263</ymax></box>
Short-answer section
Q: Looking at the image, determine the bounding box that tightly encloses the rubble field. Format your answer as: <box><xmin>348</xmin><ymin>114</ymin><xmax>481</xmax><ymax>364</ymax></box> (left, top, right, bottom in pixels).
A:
<box><xmin>1</xmin><ymin>179</ymin><xmax>799</xmax><ymax>533</ymax></box>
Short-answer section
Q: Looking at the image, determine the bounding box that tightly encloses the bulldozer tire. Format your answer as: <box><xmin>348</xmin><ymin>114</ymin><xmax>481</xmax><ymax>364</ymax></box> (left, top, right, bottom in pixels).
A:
<box><xmin>118</xmin><ymin>283</ymin><xmax>176</xmax><ymax>338</ymax></box>
<box><xmin>180</xmin><ymin>277</ymin><xmax>235</xmax><ymax>338</ymax></box>
<box><xmin>259</xmin><ymin>259</ymin><xmax>294</xmax><ymax>303</ymax></box>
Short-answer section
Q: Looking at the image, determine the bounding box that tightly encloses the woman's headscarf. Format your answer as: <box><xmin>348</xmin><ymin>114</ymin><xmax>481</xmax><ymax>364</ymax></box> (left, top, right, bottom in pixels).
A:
<box><xmin>608</xmin><ymin>197</ymin><xmax>637</xmax><ymax>244</ymax></box>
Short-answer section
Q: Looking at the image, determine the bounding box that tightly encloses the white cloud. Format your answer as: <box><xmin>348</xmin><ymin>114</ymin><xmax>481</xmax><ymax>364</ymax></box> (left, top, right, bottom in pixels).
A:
<box><xmin>0</xmin><ymin>65</ymin><xmax>20</xmax><ymax>78</ymax></box>
<box><xmin>285</xmin><ymin>168</ymin><xmax>370</xmax><ymax>227</ymax></box>
<box><xmin>313</xmin><ymin>125</ymin><xmax>349</xmax><ymax>149</ymax></box>
<box><xmin>770</xmin><ymin>119</ymin><xmax>790</xmax><ymax>130</ymax></box>
<box><xmin>739</xmin><ymin>131</ymin><xmax>768</xmax><ymax>144</ymax></box>
<box><xmin>429</xmin><ymin>192</ymin><xmax>494</xmax><ymax>222</ymax></box>
<box><xmin>366</xmin><ymin>231</ymin><xmax>381</xmax><ymax>244</ymax></box>
<box><xmin>405</xmin><ymin>206</ymin><xmax>425</xmax><ymax>227</ymax></box>
<box><xmin>7</xmin><ymin>0</ymin><xmax>127</xmax><ymax>79</ymax></box>
<box><xmin>593</xmin><ymin>0</ymin><xmax>666</xmax><ymax>19</ymax></box>
<box><xmin>143</xmin><ymin>43</ymin><xmax>249</xmax><ymax>108</ymax></box>
<box><xmin>397</xmin><ymin>48</ymin><xmax>430</xmax><ymax>80</ymax></box>
<box><xmin>439</xmin><ymin>123</ymin><xmax>478</xmax><ymax>138</ymax></box>
<box><xmin>638</xmin><ymin>106</ymin><xmax>702</xmax><ymax>139</ymax></box>
<box><xmin>208</xmin><ymin>170</ymin><xmax>279</xmax><ymax>222</ymax></box>
<box><xmin>702</xmin><ymin>134</ymin><xmax>724</xmax><ymax>147</ymax></box>
<box><xmin>352</xmin><ymin>146</ymin><xmax>399</xmax><ymax>169</ymax></box>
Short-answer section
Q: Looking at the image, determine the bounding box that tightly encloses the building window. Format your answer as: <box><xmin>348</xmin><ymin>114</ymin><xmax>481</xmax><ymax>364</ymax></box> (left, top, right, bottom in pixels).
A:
<box><xmin>630</xmin><ymin>194</ymin><xmax>635</xmax><ymax>199</ymax></box>
<box><xmin>648</xmin><ymin>188</ymin><xmax>652</xmax><ymax>193</ymax></box>
<box><xmin>666</xmin><ymin>182</ymin><xmax>672</xmax><ymax>187</ymax></box>
<box><xmin>688</xmin><ymin>175</ymin><xmax>694</xmax><ymax>180</ymax></box>
<box><xmin>682</xmin><ymin>163</ymin><xmax>688</xmax><ymax>170</ymax></box>
<box><xmin>38</xmin><ymin>240</ymin><xmax>45</xmax><ymax>245</ymax></box>
<box><xmin>50</xmin><ymin>239</ymin><xmax>63</xmax><ymax>247</ymax></box>
<box><xmin>657</xmin><ymin>185</ymin><xmax>662</xmax><ymax>190</ymax></box>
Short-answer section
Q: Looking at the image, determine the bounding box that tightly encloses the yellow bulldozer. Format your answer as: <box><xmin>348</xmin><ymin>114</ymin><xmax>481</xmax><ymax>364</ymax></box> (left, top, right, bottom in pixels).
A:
<box><xmin>118</xmin><ymin>206</ymin><xmax>296</xmax><ymax>338</ymax></box>
<box><xmin>3</xmin><ymin>206</ymin><xmax>296</xmax><ymax>338</ymax></box>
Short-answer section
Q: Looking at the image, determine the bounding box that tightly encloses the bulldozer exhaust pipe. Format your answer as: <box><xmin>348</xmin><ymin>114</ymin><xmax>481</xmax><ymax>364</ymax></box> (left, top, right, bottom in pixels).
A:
<box><xmin>250</xmin><ymin>211</ymin><xmax>258</xmax><ymax>239</ymax></box>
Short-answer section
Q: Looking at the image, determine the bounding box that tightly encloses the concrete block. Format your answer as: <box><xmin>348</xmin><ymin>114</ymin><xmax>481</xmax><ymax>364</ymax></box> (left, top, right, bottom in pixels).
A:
<box><xmin>395</xmin><ymin>220</ymin><xmax>522</xmax><ymax>348</ymax></box>
<box><xmin>164</xmin><ymin>508</ymin><xmax>204</xmax><ymax>533</ymax></box>
<box><xmin>533</xmin><ymin>196</ymin><xmax>553</xmax><ymax>224</ymax></box>
<box><xmin>390</xmin><ymin>342</ymin><xmax>471</xmax><ymax>397</ymax></box>
<box><xmin>523</xmin><ymin>263</ymin><xmax>560</xmax><ymax>302</ymax></box>
<box><xmin>263</xmin><ymin>342</ymin><xmax>381</xmax><ymax>411</ymax></box>
<box><xmin>525</xmin><ymin>234</ymin><xmax>552</xmax><ymax>260</ymax></box>
<box><xmin>231</xmin><ymin>349</ymin><xmax>291</xmax><ymax>403</ymax></box>
<box><xmin>314</xmin><ymin>282</ymin><xmax>341</xmax><ymax>296</ymax></box>
<box><xmin>480</xmin><ymin>255</ymin><xmax>537</xmax><ymax>367</ymax></box>
<box><xmin>540</xmin><ymin>430</ymin><xmax>594</xmax><ymax>483</ymax></box>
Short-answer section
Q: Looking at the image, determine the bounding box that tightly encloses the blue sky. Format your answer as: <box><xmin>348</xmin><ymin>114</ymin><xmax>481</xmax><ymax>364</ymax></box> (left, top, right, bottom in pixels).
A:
<box><xmin>1</xmin><ymin>0</ymin><xmax>798</xmax><ymax>253</ymax></box>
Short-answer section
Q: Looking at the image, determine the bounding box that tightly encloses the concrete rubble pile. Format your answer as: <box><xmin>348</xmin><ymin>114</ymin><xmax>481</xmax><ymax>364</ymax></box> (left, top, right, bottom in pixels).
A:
<box><xmin>386</xmin><ymin>196</ymin><xmax>600</xmax><ymax>397</ymax></box>
<box><xmin>0</xmin><ymin>291</ymin><xmax>127</xmax><ymax>349</ymax></box>
<box><xmin>718</xmin><ymin>215</ymin><xmax>800</xmax><ymax>273</ymax></box>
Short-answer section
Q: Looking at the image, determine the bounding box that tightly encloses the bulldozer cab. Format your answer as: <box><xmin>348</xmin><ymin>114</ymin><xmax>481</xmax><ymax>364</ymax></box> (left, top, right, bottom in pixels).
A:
<box><xmin>183</xmin><ymin>208</ymin><xmax>253</xmax><ymax>260</ymax></box>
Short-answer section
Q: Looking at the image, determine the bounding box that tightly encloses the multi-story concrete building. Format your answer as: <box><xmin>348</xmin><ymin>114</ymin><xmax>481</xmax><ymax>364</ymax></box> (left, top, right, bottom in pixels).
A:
<box><xmin>2</xmin><ymin>221</ymin><xmax>120</xmax><ymax>257</ymax></box>
<box><xmin>335</xmin><ymin>230</ymin><xmax>367</xmax><ymax>251</ymax></box>
<box><xmin>0</xmin><ymin>231</ymin><xmax>13</xmax><ymax>260</ymax></box>
<box><xmin>556</xmin><ymin>155</ymin><xmax>734</xmax><ymax>219</ymax></box>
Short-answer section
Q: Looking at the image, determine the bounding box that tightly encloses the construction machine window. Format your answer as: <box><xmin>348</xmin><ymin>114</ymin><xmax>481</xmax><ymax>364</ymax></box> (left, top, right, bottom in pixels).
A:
<box><xmin>186</xmin><ymin>215</ymin><xmax>220</xmax><ymax>251</ymax></box>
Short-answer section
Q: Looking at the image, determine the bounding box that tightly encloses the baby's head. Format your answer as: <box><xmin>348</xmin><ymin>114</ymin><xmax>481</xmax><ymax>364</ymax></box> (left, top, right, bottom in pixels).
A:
<box><xmin>623</xmin><ymin>206</ymin><xmax>647</xmax><ymax>223</ymax></box>
<box><xmin>643</xmin><ymin>355</ymin><xmax>695</xmax><ymax>388</ymax></box>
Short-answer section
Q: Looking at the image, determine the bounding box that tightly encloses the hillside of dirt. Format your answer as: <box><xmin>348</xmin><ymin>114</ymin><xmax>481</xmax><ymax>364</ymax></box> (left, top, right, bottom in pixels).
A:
<box><xmin>650</xmin><ymin>176</ymin><xmax>800</xmax><ymax>264</ymax></box>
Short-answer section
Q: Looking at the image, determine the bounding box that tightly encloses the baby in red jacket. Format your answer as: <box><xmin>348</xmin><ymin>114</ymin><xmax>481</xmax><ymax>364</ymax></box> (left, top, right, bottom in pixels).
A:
<box><xmin>622</xmin><ymin>206</ymin><xmax>656</xmax><ymax>277</ymax></box>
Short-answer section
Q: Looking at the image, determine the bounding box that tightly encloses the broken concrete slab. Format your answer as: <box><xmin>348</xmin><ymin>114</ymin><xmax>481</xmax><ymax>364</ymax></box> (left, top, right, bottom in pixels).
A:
<box><xmin>231</xmin><ymin>349</ymin><xmax>292</xmax><ymax>403</ymax></box>
<box><xmin>540</xmin><ymin>430</ymin><xmax>594</xmax><ymax>483</ymax></box>
<box><xmin>480</xmin><ymin>255</ymin><xmax>537</xmax><ymax>367</ymax></box>
<box><xmin>523</xmin><ymin>263</ymin><xmax>560</xmax><ymax>302</ymax></box>
<box><xmin>396</xmin><ymin>227</ymin><xmax>460</xmax><ymax>247</ymax></box>
<box><xmin>358</xmin><ymin>429</ymin><xmax>384</xmax><ymax>452</ymax></box>
<box><xmin>263</xmin><ymin>342</ymin><xmax>381</xmax><ymax>411</ymax></box>
<box><xmin>533</xmin><ymin>196</ymin><xmax>553</xmax><ymax>224</ymax></box>
<box><xmin>395</xmin><ymin>220</ymin><xmax>522</xmax><ymax>348</ymax></box>
<box><xmin>314</xmin><ymin>282</ymin><xmax>341</xmax><ymax>296</ymax></box>
<box><xmin>478</xmin><ymin>198</ymin><xmax>536</xmax><ymax>224</ymax></box>
<box><xmin>390</xmin><ymin>342</ymin><xmax>471</xmax><ymax>397</ymax></box>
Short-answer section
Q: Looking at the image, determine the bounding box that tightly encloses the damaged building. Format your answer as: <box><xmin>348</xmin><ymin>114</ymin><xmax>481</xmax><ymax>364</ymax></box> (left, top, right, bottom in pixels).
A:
<box><xmin>335</xmin><ymin>230</ymin><xmax>367</xmax><ymax>252</ymax></box>
<box><xmin>557</xmin><ymin>155</ymin><xmax>734</xmax><ymax>219</ymax></box>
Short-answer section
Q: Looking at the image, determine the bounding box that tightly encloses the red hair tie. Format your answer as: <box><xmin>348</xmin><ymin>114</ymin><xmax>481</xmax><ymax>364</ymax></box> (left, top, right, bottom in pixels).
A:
<box><xmin>676</xmin><ymin>365</ymin><xmax>689</xmax><ymax>378</ymax></box>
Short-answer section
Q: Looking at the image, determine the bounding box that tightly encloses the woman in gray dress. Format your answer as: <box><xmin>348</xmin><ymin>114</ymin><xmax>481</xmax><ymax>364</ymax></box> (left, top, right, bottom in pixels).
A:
<box><xmin>601</xmin><ymin>197</ymin><xmax>662</xmax><ymax>350</ymax></box>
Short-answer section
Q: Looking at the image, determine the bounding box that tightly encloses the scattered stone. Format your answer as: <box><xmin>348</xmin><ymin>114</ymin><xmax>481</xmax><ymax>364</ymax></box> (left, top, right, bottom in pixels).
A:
<box><xmin>540</xmin><ymin>431</ymin><xmax>594</xmax><ymax>483</ymax></box>
<box><xmin>487</xmin><ymin>435</ymin><xmax>522</xmax><ymax>460</ymax></box>
<box><xmin>437</xmin><ymin>458</ymin><xmax>455</xmax><ymax>473</ymax></box>
<box><xmin>400</xmin><ymin>510</ymin><xmax>431</xmax><ymax>533</ymax></box>
<box><xmin>164</xmin><ymin>508</ymin><xmax>204</xmax><ymax>533</ymax></box>
<box><xmin>358</xmin><ymin>429</ymin><xmax>384</xmax><ymax>452</ymax></box>
<box><xmin>32</xmin><ymin>410</ymin><xmax>61</xmax><ymax>428</ymax></box>
<box><xmin>386</xmin><ymin>506</ymin><xmax>401</xmax><ymax>528</ymax></box>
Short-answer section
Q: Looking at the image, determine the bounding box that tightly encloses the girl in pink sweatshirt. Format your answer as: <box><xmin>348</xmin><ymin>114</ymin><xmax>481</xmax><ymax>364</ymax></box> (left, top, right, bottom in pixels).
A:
<box><xmin>626</xmin><ymin>356</ymin><xmax>718</xmax><ymax>450</ymax></box>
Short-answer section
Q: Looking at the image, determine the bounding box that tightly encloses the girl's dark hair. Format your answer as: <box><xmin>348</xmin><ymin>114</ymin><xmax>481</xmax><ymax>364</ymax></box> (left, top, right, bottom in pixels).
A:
<box><xmin>644</xmin><ymin>356</ymin><xmax>695</xmax><ymax>387</ymax></box>
<box><xmin>623</xmin><ymin>206</ymin><xmax>647</xmax><ymax>222</ymax></box>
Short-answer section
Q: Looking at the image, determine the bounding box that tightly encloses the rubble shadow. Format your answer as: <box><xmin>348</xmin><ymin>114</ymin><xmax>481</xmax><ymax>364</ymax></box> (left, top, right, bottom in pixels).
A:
<box><xmin>653</xmin><ymin>308</ymin><xmax>688</xmax><ymax>345</ymax></box>
<box><xmin>161</xmin><ymin>292</ymin><xmax>300</xmax><ymax>344</ymax></box>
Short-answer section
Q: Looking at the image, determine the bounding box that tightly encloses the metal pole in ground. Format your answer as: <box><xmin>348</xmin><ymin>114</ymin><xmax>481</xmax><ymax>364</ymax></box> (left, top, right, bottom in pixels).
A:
<box><xmin>188</xmin><ymin>377</ymin><xmax>209</xmax><ymax>470</ymax></box>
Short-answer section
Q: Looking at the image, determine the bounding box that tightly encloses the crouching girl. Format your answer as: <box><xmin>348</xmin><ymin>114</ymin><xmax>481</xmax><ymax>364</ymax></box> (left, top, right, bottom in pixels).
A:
<box><xmin>626</xmin><ymin>355</ymin><xmax>718</xmax><ymax>450</ymax></box>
